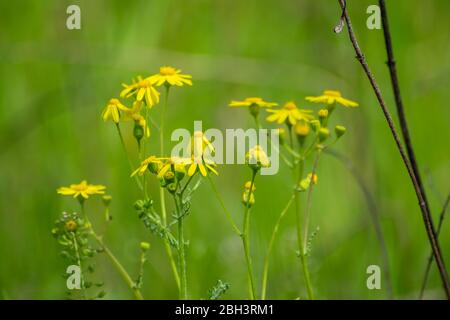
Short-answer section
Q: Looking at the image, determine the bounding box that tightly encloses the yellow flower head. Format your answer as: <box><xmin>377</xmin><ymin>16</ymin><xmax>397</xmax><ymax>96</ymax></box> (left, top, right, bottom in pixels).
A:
<box><xmin>294</xmin><ymin>121</ymin><xmax>311</xmax><ymax>137</ymax></box>
<box><xmin>122</xmin><ymin>102</ymin><xmax>150</xmax><ymax>137</ymax></box>
<box><xmin>157</xmin><ymin>156</ymin><xmax>192</xmax><ymax>179</ymax></box>
<box><xmin>131</xmin><ymin>156</ymin><xmax>167</xmax><ymax>177</ymax></box>
<box><xmin>102</xmin><ymin>98</ymin><xmax>128</xmax><ymax>123</ymax></box>
<box><xmin>266</xmin><ymin>101</ymin><xmax>314</xmax><ymax>126</ymax></box>
<box><xmin>305</xmin><ymin>90</ymin><xmax>358</xmax><ymax>108</ymax></box>
<box><xmin>57</xmin><ymin>180</ymin><xmax>106</xmax><ymax>199</ymax></box>
<box><xmin>229</xmin><ymin>97</ymin><xmax>277</xmax><ymax>109</ymax></box>
<box><xmin>149</xmin><ymin>66</ymin><xmax>193</xmax><ymax>87</ymax></box>
<box><xmin>246</xmin><ymin>145</ymin><xmax>270</xmax><ymax>169</ymax></box>
<box><xmin>187</xmin><ymin>157</ymin><xmax>218</xmax><ymax>177</ymax></box>
<box><xmin>120</xmin><ymin>76</ymin><xmax>160</xmax><ymax>107</ymax></box>
<box><xmin>65</xmin><ymin>220</ymin><xmax>78</xmax><ymax>232</ymax></box>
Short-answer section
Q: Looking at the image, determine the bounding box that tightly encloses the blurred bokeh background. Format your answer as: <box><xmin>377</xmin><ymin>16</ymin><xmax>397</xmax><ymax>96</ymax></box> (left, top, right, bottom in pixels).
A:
<box><xmin>0</xmin><ymin>0</ymin><xmax>449</xmax><ymax>299</ymax></box>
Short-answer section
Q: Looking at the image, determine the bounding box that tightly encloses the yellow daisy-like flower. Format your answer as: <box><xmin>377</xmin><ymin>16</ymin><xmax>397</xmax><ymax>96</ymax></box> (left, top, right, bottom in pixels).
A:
<box><xmin>266</xmin><ymin>101</ymin><xmax>314</xmax><ymax>126</ymax></box>
<box><xmin>131</xmin><ymin>156</ymin><xmax>167</xmax><ymax>177</ymax></box>
<box><xmin>122</xmin><ymin>102</ymin><xmax>151</xmax><ymax>137</ymax></box>
<box><xmin>229</xmin><ymin>97</ymin><xmax>277</xmax><ymax>109</ymax></box>
<box><xmin>148</xmin><ymin>66</ymin><xmax>193</xmax><ymax>87</ymax></box>
<box><xmin>101</xmin><ymin>98</ymin><xmax>128</xmax><ymax>123</ymax></box>
<box><xmin>246</xmin><ymin>145</ymin><xmax>270</xmax><ymax>168</ymax></box>
<box><xmin>305</xmin><ymin>90</ymin><xmax>359</xmax><ymax>108</ymax></box>
<box><xmin>57</xmin><ymin>180</ymin><xmax>106</xmax><ymax>199</ymax></box>
<box><xmin>157</xmin><ymin>156</ymin><xmax>193</xmax><ymax>179</ymax></box>
<box><xmin>120</xmin><ymin>76</ymin><xmax>160</xmax><ymax>107</ymax></box>
<box><xmin>187</xmin><ymin>157</ymin><xmax>218</xmax><ymax>177</ymax></box>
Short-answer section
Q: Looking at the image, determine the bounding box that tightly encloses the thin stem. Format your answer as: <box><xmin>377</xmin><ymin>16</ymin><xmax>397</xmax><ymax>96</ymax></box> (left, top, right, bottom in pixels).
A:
<box><xmin>115</xmin><ymin>124</ymin><xmax>143</xmax><ymax>192</ymax></box>
<box><xmin>261</xmin><ymin>194</ymin><xmax>295</xmax><ymax>300</ymax></box>
<box><xmin>294</xmin><ymin>159</ymin><xmax>314</xmax><ymax>299</ymax></box>
<box><xmin>242</xmin><ymin>170</ymin><xmax>257</xmax><ymax>299</ymax></box>
<box><xmin>80</xmin><ymin>203</ymin><xmax>144</xmax><ymax>300</ymax></box>
<box><xmin>174</xmin><ymin>194</ymin><xmax>188</xmax><ymax>299</ymax></box>
<box><xmin>303</xmin><ymin>150</ymin><xmax>321</xmax><ymax>250</ymax></box>
<box><xmin>378</xmin><ymin>0</ymin><xmax>431</xmax><ymax>216</ymax></box>
<box><xmin>336</xmin><ymin>0</ymin><xmax>450</xmax><ymax>298</ymax></box>
<box><xmin>207</xmin><ymin>175</ymin><xmax>242</xmax><ymax>236</ymax></box>
<box><xmin>71</xmin><ymin>232</ymin><xmax>86</xmax><ymax>299</ymax></box>
<box><xmin>157</xmin><ymin>85</ymin><xmax>180</xmax><ymax>291</ymax></box>
<box><xmin>420</xmin><ymin>194</ymin><xmax>450</xmax><ymax>299</ymax></box>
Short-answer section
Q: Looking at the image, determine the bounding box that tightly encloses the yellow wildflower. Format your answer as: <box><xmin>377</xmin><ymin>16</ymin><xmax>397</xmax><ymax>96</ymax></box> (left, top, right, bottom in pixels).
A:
<box><xmin>148</xmin><ymin>66</ymin><xmax>193</xmax><ymax>87</ymax></box>
<box><xmin>305</xmin><ymin>90</ymin><xmax>358</xmax><ymax>108</ymax></box>
<box><xmin>120</xmin><ymin>76</ymin><xmax>160</xmax><ymax>107</ymax></box>
<box><xmin>131</xmin><ymin>156</ymin><xmax>167</xmax><ymax>177</ymax></box>
<box><xmin>187</xmin><ymin>157</ymin><xmax>218</xmax><ymax>177</ymax></box>
<box><xmin>157</xmin><ymin>157</ymin><xmax>192</xmax><ymax>179</ymax></box>
<box><xmin>57</xmin><ymin>180</ymin><xmax>106</xmax><ymax>199</ymax></box>
<box><xmin>246</xmin><ymin>145</ymin><xmax>270</xmax><ymax>169</ymax></box>
<box><xmin>266</xmin><ymin>101</ymin><xmax>314</xmax><ymax>126</ymax></box>
<box><xmin>122</xmin><ymin>102</ymin><xmax>150</xmax><ymax>137</ymax></box>
<box><xmin>101</xmin><ymin>98</ymin><xmax>128</xmax><ymax>123</ymax></box>
<box><xmin>229</xmin><ymin>97</ymin><xmax>277</xmax><ymax>109</ymax></box>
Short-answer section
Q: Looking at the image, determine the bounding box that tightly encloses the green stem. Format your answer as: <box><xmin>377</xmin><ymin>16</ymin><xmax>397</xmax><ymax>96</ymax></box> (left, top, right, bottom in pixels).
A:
<box><xmin>71</xmin><ymin>232</ymin><xmax>86</xmax><ymax>299</ymax></box>
<box><xmin>261</xmin><ymin>194</ymin><xmax>295</xmax><ymax>300</ymax></box>
<box><xmin>158</xmin><ymin>85</ymin><xmax>180</xmax><ymax>291</ymax></box>
<box><xmin>294</xmin><ymin>159</ymin><xmax>314</xmax><ymax>299</ymax></box>
<box><xmin>174</xmin><ymin>194</ymin><xmax>188</xmax><ymax>299</ymax></box>
<box><xmin>242</xmin><ymin>170</ymin><xmax>257</xmax><ymax>299</ymax></box>
<box><xmin>80</xmin><ymin>203</ymin><xmax>144</xmax><ymax>300</ymax></box>
<box><xmin>207</xmin><ymin>175</ymin><xmax>241</xmax><ymax>236</ymax></box>
<box><xmin>115</xmin><ymin>124</ymin><xmax>144</xmax><ymax>192</ymax></box>
<box><xmin>303</xmin><ymin>150</ymin><xmax>321</xmax><ymax>250</ymax></box>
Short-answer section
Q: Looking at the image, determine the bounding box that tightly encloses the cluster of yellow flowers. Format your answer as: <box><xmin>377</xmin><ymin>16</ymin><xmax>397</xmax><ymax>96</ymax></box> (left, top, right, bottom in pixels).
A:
<box><xmin>56</xmin><ymin>62</ymin><xmax>360</xmax><ymax>300</ymax></box>
<box><xmin>101</xmin><ymin>66</ymin><xmax>192</xmax><ymax>138</ymax></box>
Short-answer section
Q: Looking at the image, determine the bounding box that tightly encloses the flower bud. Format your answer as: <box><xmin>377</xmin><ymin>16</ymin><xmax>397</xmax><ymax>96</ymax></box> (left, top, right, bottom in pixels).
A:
<box><xmin>241</xmin><ymin>190</ymin><xmax>255</xmax><ymax>207</ymax></box>
<box><xmin>318</xmin><ymin>109</ymin><xmax>328</xmax><ymax>125</ymax></box>
<box><xmin>335</xmin><ymin>125</ymin><xmax>346</xmax><ymax>138</ymax></box>
<box><xmin>64</xmin><ymin>220</ymin><xmax>77</xmax><ymax>232</ymax></box>
<box><xmin>310</xmin><ymin>120</ymin><xmax>321</xmax><ymax>133</ymax></box>
<box><xmin>167</xmin><ymin>183</ymin><xmax>177</xmax><ymax>194</ymax></box>
<box><xmin>133</xmin><ymin>123</ymin><xmax>144</xmax><ymax>142</ymax></box>
<box><xmin>249</xmin><ymin>103</ymin><xmax>260</xmax><ymax>119</ymax></box>
<box><xmin>140</xmin><ymin>242</ymin><xmax>151</xmax><ymax>252</ymax></box>
<box><xmin>294</xmin><ymin>122</ymin><xmax>310</xmax><ymax>137</ymax></box>
<box><xmin>102</xmin><ymin>195</ymin><xmax>112</xmax><ymax>207</ymax></box>
<box><xmin>318</xmin><ymin>128</ymin><xmax>329</xmax><ymax>143</ymax></box>
<box><xmin>174</xmin><ymin>163</ymin><xmax>186</xmax><ymax>181</ymax></box>
<box><xmin>164</xmin><ymin>171</ymin><xmax>175</xmax><ymax>183</ymax></box>
<box><xmin>244</xmin><ymin>181</ymin><xmax>256</xmax><ymax>192</ymax></box>
<box><xmin>246</xmin><ymin>145</ymin><xmax>270</xmax><ymax>171</ymax></box>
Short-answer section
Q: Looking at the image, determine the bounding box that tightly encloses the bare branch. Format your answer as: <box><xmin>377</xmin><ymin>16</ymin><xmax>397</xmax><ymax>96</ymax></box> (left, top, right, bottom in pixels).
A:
<box><xmin>335</xmin><ymin>0</ymin><xmax>450</xmax><ymax>298</ymax></box>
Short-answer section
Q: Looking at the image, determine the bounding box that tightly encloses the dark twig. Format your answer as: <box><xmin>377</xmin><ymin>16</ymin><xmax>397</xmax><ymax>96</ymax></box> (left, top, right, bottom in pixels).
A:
<box><xmin>420</xmin><ymin>194</ymin><xmax>450</xmax><ymax>299</ymax></box>
<box><xmin>335</xmin><ymin>0</ymin><xmax>450</xmax><ymax>298</ymax></box>
<box><xmin>325</xmin><ymin>148</ymin><xmax>393</xmax><ymax>299</ymax></box>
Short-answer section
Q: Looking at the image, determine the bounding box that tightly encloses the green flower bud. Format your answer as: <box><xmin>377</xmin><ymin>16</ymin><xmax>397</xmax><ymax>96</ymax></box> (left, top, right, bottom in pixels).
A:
<box><xmin>167</xmin><ymin>183</ymin><xmax>177</xmax><ymax>194</ymax></box>
<box><xmin>102</xmin><ymin>195</ymin><xmax>112</xmax><ymax>207</ymax></box>
<box><xmin>164</xmin><ymin>171</ymin><xmax>175</xmax><ymax>183</ymax></box>
<box><xmin>174</xmin><ymin>164</ymin><xmax>186</xmax><ymax>181</ymax></box>
<box><xmin>140</xmin><ymin>242</ymin><xmax>151</xmax><ymax>252</ymax></box>
<box><xmin>310</xmin><ymin>120</ymin><xmax>321</xmax><ymax>133</ymax></box>
<box><xmin>318</xmin><ymin>128</ymin><xmax>330</xmax><ymax>143</ymax></box>
<box><xmin>335</xmin><ymin>125</ymin><xmax>346</xmax><ymax>138</ymax></box>
<box><xmin>133</xmin><ymin>123</ymin><xmax>144</xmax><ymax>142</ymax></box>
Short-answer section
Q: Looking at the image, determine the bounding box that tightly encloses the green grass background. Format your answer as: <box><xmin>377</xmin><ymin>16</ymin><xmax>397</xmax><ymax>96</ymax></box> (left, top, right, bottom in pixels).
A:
<box><xmin>0</xmin><ymin>0</ymin><xmax>449</xmax><ymax>299</ymax></box>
